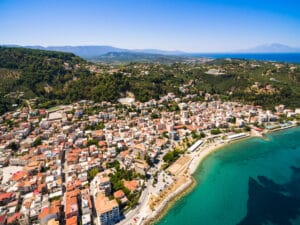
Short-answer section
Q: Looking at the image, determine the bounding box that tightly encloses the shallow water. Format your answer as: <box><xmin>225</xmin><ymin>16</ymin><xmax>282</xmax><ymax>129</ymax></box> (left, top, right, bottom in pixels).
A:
<box><xmin>156</xmin><ymin>127</ymin><xmax>300</xmax><ymax>225</ymax></box>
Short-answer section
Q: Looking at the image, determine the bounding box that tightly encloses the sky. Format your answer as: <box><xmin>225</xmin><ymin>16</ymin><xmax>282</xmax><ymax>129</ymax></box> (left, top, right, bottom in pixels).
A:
<box><xmin>0</xmin><ymin>0</ymin><xmax>300</xmax><ymax>52</ymax></box>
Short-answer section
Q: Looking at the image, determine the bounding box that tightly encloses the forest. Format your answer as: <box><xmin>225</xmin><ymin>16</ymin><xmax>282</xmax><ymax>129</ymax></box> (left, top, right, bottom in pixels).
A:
<box><xmin>1</xmin><ymin>47</ymin><xmax>300</xmax><ymax>114</ymax></box>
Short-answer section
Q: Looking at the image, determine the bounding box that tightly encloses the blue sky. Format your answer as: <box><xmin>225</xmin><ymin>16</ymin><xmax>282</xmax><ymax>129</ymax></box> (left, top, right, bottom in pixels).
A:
<box><xmin>0</xmin><ymin>0</ymin><xmax>300</xmax><ymax>52</ymax></box>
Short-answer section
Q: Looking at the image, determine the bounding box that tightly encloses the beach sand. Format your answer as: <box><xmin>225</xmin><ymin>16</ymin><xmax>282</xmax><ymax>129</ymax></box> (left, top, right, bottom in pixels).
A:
<box><xmin>142</xmin><ymin>133</ymin><xmax>253</xmax><ymax>225</ymax></box>
<box><xmin>138</xmin><ymin>125</ymin><xmax>299</xmax><ymax>225</ymax></box>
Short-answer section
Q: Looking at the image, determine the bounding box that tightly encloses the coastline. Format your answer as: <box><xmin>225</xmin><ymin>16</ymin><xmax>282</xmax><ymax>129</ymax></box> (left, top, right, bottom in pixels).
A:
<box><xmin>143</xmin><ymin>135</ymin><xmax>251</xmax><ymax>225</ymax></box>
<box><xmin>263</xmin><ymin>124</ymin><xmax>297</xmax><ymax>134</ymax></box>
<box><xmin>144</xmin><ymin>124</ymin><xmax>299</xmax><ymax>225</ymax></box>
<box><xmin>144</xmin><ymin>176</ymin><xmax>196</xmax><ymax>225</ymax></box>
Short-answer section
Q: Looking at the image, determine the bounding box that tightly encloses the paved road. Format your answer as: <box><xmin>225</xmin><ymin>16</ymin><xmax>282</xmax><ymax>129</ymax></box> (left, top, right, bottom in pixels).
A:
<box><xmin>117</xmin><ymin>179</ymin><xmax>151</xmax><ymax>225</ymax></box>
<box><xmin>25</xmin><ymin>100</ymin><xmax>32</xmax><ymax>111</ymax></box>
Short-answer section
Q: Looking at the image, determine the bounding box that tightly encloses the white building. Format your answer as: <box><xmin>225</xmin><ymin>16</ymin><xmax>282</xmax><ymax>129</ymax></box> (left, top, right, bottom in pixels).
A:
<box><xmin>95</xmin><ymin>193</ymin><xmax>119</xmax><ymax>225</ymax></box>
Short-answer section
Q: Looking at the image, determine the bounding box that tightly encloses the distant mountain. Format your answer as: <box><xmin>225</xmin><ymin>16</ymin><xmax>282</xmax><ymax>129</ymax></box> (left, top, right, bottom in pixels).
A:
<box><xmin>238</xmin><ymin>43</ymin><xmax>300</xmax><ymax>53</ymax></box>
<box><xmin>132</xmin><ymin>49</ymin><xmax>184</xmax><ymax>55</ymax></box>
<box><xmin>1</xmin><ymin>45</ymin><xmax>185</xmax><ymax>58</ymax></box>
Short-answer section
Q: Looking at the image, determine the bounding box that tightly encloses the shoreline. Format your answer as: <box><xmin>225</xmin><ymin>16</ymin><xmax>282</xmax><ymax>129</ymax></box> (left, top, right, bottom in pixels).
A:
<box><xmin>263</xmin><ymin>124</ymin><xmax>297</xmax><ymax>134</ymax></box>
<box><xmin>144</xmin><ymin>124</ymin><xmax>299</xmax><ymax>225</ymax></box>
<box><xmin>144</xmin><ymin>177</ymin><xmax>196</xmax><ymax>225</ymax></box>
<box><xmin>143</xmin><ymin>135</ymin><xmax>251</xmax><ymax>225</ymax></box>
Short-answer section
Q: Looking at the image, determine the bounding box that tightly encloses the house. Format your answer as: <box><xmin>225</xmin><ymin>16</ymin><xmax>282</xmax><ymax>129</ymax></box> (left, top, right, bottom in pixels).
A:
<box><xmin>38</xmin><ymin>206</ymin><xmax>60</xmax><ymax>225</ymax></box>
<box><xmin>0</xmin><ymin>215</ymin><xmax>7</xmax><ymax>225</ymax></box>
<box><xmin>81</xmin><ymin>189</ymin><xmax>92</xmax><ymax>225</ymax></box>
<box><xmin>134</xmin><ymin>159</ymin><xmax>149</xmax><ymax>176</ymax></box>
<box><xmin>66</xmin><ymin>216</ymin><xmax>77</xmax><ymax>225</ymax></box>
<box><xmin>113</xmin><ymin>190</ymin><xmax>127</xmax><ymax>205</ymax></box>
<box><xmin>0</xmin><ymin>192</ymin><xmax>16</xmax><ymax>206</ymax></box>
<box><xmin>95</xmin><ymin>193</ymin><xmax>119</xmax><ymax>225</ymax></box>
<box><xmin>91</xmin><ymin>173</ymin><xmax>111</xmax><ymax>196</ymax></box>
<box><xmin>7</xmin><ymin>212</ymin><xmax>22</xmax><ymax>225</ymax></box>
<box><xmin>65</xmin><ymin>196</ymin><xmax>78</xmax><ymax>219</ymax></box>
<box><xmin>123</xmin><ymin>180</ymin><xmax>140</xmax><ymax>193</ymax></box>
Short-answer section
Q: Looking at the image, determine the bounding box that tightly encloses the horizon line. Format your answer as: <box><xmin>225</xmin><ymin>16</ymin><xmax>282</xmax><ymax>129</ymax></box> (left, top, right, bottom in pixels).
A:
<box><xmin>1</xmin><ymin>43</ymin><xmax>300</xmax><ymax>55</ymax></box>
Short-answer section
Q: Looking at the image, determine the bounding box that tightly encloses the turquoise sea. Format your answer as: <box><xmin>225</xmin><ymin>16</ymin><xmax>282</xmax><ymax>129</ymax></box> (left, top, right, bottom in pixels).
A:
<box><xmin>156</xmin><ymin>126</ymin><xmax>300</xmax><ymax>225</ymax></box>
<box><xmin>189</xmin><ymin>53</ymin><xmax>300</xmax><ymax>64</ymax></box>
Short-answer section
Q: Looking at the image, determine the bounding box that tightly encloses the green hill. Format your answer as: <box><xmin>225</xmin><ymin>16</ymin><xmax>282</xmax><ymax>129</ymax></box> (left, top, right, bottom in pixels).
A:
<box><xmin>0</xmin><ymin>47</ymin><xmax>300</xmax><ymax>115</ymax></box>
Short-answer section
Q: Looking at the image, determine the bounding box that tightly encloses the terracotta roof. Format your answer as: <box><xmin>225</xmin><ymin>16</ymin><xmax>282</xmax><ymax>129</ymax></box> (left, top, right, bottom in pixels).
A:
<box><xmin>113</xmin><ymin>190</ymin><xmax>125</xmax><ymax>199</ymax></box>
<box><xmin>0</xmin><ymin>215</ymin><xmax>7</xmax><ymax>224</ymax></box>
<box><xmin>7</xmin><ymin>212</ymin><xmax>21</xmax><ymax>224</ymax></box>
<box><xmin>65</xmin><ymin>197</ymin><xmax>78</xmax><ymax>216</ymax></box>
<box><xmin>124</xmin><ymin>180</ymin><xmax>139</xmax><ymax>192</ymax></box>
<box><xmin>66</xmin><ymin>189</ymin><xmax>80</xmax><ymax>198</ymax></box>
<box><xmin>156</xmin><ymin>138</ymin><xmax>167</xmax><ymax>147</ymax></box>
<box><xmin>98</xmin><ymin>140</ymin><xmax>107</xmax><ymax>147</ymax></box>
<box><xmin>95</xmin><ymin>193</ymin><xmax>118</xmax><ymax>214</ymax></box>
<box><xmin>0</xmin><ymin>192</ymin><xmax>14</xmax><ymax>201</ymax></box>
<box><xmin>134</xmin><ymin>143</ymin><xmax>146</xmax><ymax>151</ymax></box>
<box><xmin>66</xmin><ymin>216</ymin><xmax>77</xmax><ymax>225</ymax></box>
<box><xmin>38</xmin><ymin>206</ymin><xmax>60</xmax><ymax>219</ymax></box>
<box><xmin>120</xmin><ymin>150</ymin><xmax>129</xmax><ymax>157</ymax></box>
<box><xmin>11</xmin><ymin>171</ymin><xmax>27</xmax><ymax>182</ymax></box>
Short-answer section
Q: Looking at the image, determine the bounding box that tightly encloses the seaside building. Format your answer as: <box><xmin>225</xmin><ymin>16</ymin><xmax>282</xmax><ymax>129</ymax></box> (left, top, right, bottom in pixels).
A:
<box><xmin>188</xmin><ymin>139</ymin><xmax>203</xmax><ymax>152</ymax></box>
<box><xmin>227</xmin><ymin>133</ymin><xmax>248</xmax><ymax>141</ymax></box>
<box><xmin>95</xmin><ymin>193</ymin><xmax>120</xmax><ymax>225</ymax></box>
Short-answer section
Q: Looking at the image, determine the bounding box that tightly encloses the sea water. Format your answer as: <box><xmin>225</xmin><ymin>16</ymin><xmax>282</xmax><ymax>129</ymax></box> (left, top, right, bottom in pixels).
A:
<box><xmin>156</xmin><ymin>126</ymin><xmax>300</xmax><ymax>225</ymax></box>
<box><xmin>189</xmin><ymin>53</ymin><xmax>300</xmax><ymax>64</ymax></box>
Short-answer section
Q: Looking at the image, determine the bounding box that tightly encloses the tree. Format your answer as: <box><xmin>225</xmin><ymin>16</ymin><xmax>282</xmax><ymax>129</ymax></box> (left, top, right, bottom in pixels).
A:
<box><xmin>33</xmin><ymin>137</ymin><xmax>42</xmax><ymax>147</ymax></box>
<box><xmin>7</xmin><ymin>141</ymin><xmax>19</xmax><ymax>152</ymax></box>
<box><xmin>163</xmin><ymin>149</ymin><xmax>181</xmax><ymax>164</ymax></box>
<box><xmin>87</xmin><ymin>139</ymin><xmax>98</xmax><ymax>147</ymax></box>
<box><xmin>88</xmin><ymin>168</ymin><xmax>99</xmax><ymax>181</ymax></box>
<box><xmin>151</xmin><ymin>113</ymin><xmax>159</xmax><ymax>119</ymax></box>
<box><xmin>211</xmin><ymin>129</ymin><xmax>221</xmax><ymax>135</ymax></box>
<box><xmin>106</xmin><ymin>160</ymin><xmax>120</xmax><ymax>170</ymax></box>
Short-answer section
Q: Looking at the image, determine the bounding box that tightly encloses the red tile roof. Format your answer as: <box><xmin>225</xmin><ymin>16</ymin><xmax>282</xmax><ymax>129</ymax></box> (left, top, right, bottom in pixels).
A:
<box><xmin>11</xmin><ymin>171</ymin><xmax>27</xmax><ymax>182</ymax></box>
<box><xmin>66</xmin><ymin>216</ymin><xmax>77</xmax><ymax>225</ymax></box>
<box><xmin>114</xmin><ymin>190</ymin><xmax>125</xmax><ymax>199</ymax></box>
<box><xmin>7</xmin><ymin>212</ymin><xmax>21</xmax><ymax>224</ymax></box>
<box><xmin>124</xmin><ymin>180</ymin><xmax>139</xmax><ymax>192</ymax></box>
<box><xmin>0</xmin><ymin>192</ymin><xmax>14</xmax><ymax>201</ymax></box>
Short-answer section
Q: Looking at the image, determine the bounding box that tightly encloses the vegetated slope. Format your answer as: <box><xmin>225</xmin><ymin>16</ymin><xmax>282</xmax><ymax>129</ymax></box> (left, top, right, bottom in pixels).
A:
<box><xmin>0</xmin><ymin>47</ymin><xmax>300</xmax><ymax>115</ymax></box>
<box><xmin>0</xmin><ymin>47</ymin><xmax>129</xmax><ymax>113</ymax></box>
<box><xmin>92</xmin><ymin>51</ymin><xmax>190</xmax><ymax>64</ymax></box>
<box><xmin>116</xmin><ymin>59</ymin><xmax>300</xmax><ymax>108</ymax></box>
<box><xmin>0</xmin><ymin>47</ymin><xmax>86</xmax><ymax>95</ymax></box>
<box><xmin>200</xmin><ymin>59</ymin><xmax>300</xmax><ymax>108</ymax></box>
<box><xmin>3</xmin><ymin>45</ymin><xmax>185</xmax><ymax>58</ymax></box>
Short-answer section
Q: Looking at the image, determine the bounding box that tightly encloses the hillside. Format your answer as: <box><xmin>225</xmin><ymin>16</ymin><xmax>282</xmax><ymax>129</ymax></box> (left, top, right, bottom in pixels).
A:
<box><xmin>0</xmin><ymin>47</ymin><xmax>129</xmax><ymax>114</ymax></box>
<box><xmin>93</xmin><ymin>52</ymin><xmax>191</xmax><ymax>64</ymax></box>
<box><xmin>0</xmin><ymin>47</ymin><xmax>88</xmax><ymax>92</ymax></box>
<box><xmin>0</xmin><ymin>47</ymin><xmax>300</xmax><ymax>115</ymax></box>
<box><xmin>2</xmin><ymin>45</ymin><xmax>185</xmax><ymax>59</ymax></box>
<box><xmin>0</xmin><ymin>47</ymin><xmax>87</xmax><ymax>113</ymax></box>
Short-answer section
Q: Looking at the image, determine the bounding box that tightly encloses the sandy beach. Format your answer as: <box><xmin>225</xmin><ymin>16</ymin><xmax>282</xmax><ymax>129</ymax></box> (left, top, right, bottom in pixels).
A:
<box><xmin>141</xmin><ymin>140</ymin><xmax>231</xmax><ymax>225</ymax></box>
<box><xmin>142</xmin><ymin>132</ymin><xmax>254</xmax><ymax>225</ymax></box>
<box><xmin>123</xmin><ymin>125</ymin><xmax>300</xmax><ymax>225</ymax></box>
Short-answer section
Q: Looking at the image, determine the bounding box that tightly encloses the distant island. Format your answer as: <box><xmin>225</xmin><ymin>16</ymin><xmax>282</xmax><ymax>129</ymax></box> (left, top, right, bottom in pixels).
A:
<box><xmin>2</xmin><ymin>43</ymin><xmax>300</xmax><ymax>60</ymax></box>
<box><xmin>237</xmin><ymin>43</ymin><xmax>300</xmax><ymax>53</ymax></box>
